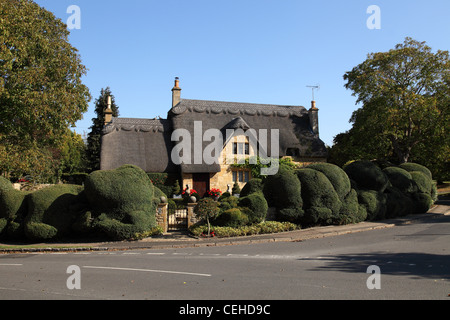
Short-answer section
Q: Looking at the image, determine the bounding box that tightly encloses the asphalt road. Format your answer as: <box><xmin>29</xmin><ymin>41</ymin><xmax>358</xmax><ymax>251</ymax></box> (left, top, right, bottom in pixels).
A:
<box><xmin>0</xmin><ymin>215</ymin><xmax>449</xmax><ymax>301</ymax></box>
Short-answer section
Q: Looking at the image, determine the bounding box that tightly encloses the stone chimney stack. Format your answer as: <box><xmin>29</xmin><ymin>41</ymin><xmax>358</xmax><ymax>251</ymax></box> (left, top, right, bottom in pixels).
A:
<box><xmin>309</xmin><ymin>100</ymin><xmax>319</xmax><ymax>135</ymax></box>
<box><xmin>172</xmin><ymin>77</ymin><xmax>182</xmax><ymax>108</ymax></box>
<box><xmin>104</xmin><ymin>95</ymin><xmax>113</xmax><ymax>126</ymax></box>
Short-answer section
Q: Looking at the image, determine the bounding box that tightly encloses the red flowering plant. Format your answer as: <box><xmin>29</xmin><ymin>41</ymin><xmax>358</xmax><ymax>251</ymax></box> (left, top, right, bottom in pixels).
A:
<box><xmin>182</xmin><ymin>188</ymin><xmax>199</xmax><ymax>200</ymax></box>
<box><xmin>207</xmin><ymin>188</ymin><xmax>222</xmax><ymax>198</ymax></box>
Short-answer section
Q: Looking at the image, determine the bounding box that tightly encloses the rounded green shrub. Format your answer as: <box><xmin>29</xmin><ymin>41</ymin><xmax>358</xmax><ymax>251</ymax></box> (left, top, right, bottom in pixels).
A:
<box><xmin>262</xmin><ymin>164</ymin><xmax>293</xmax><ymax>206</ymax></box>
<box><xmin>409</xmin><ymin>171</ymin><xmax>432</xmax><ymax>195</ymax></box>
<box><xmin>339</xmin><ymin>189</ymin><xmax>365</xmax><ymax>223</ymax></box>
<box><xmin>214</xmin><ymin>208</ymin><xmax>249</xmax><ymax>227</ymax></box>
<box><xmin>219</xmin><ymin>196</ymin><xmax>239</xmax><ymax>213</ymax></box>
<box><xmin>263</xmin><ymin>169</ymin><xmax>302</xmax><ymax>210</ymax></box>
<box><xmin>0</xmin><ymin>176</ymin><xmax>13</xmax><ymax>193</ymax></box>
<box><xmin>384</xmin><ymin>186</ymin><xmax>410</xmax><ymax>218</ymax></box>
<box><xmin>357</xmin><ymin>190</ymin><xmax>387</xmax><ymax>221</ymax></box>
<box><xmin>412</xmin><ymin>193</ymin><xmax>433</xmax><ymax>214</ymax></box>
<box><xmin>295</xmin><ymin>168</ymin><xmax>341</xmax><ymax>225</ymax></box>
<box><xmin>276</xmin><ymin>207</ymin><xmax>305</xmax><ymax>223</ymax></box>
<box><xmin>383</xmin><ymin>167</ymin><xmax>415</xmax><ymax>194</ymax></box>
<box><xmin>344</xmin><ymin>160</ymin><xmax>388</xmax><ymax>192</ymax></box>
<box><xmin>0</xmin><ymin>188</ymin><xmax>28</xmax><ymax>221</ymax></box>
<box><xmin>24</xmin><ymin>184</ymin><xmax>84</xmax><ymax>241</ymax></box>
<box><xmin>399</xmin><ymin>163</ymin><xmax>432</xmax><ymax>180</ymax></box>
<box><xmin>85</xmin><ymin>165</ymin><xmax>155</xmax><ymax>217</ymax></box>
<box><xmin>238</xmin><ymin>192</ymin><xmax>268</xmax><ymax>223</ymax></box>
<box><xmin>25</xmin><ymin>222</ymin><xmax>58</xmax><ymax>241</ymax></box>
<box><xmin>240</xmin><ymin>178</ymin><xmax>263</xmax><ymax>197</ymax></box>
<box><xmin>85</xmin><ymin>165</ymin><xmax>157</xmax><ymax>240</ymax></box>
<box><xmin>307</xmin><ymin>163</ymin><xmax>351</xmax><ymax>200</ymax></box>
<box><xmin>0</xmin><ymin>218</ymin><xmax>7</xmax><ymax>236</ymax></box>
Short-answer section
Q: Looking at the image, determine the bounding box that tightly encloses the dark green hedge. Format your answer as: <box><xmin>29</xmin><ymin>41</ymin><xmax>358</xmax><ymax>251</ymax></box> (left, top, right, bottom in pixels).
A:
<box><xmin>214</xmin><ymin>208</ymin><xmax>249</xmax><ymax>228</ymax></box>
<box><xmin>263</xmin><ymin>167</ymin><xmax>302</xmax><ymax>209</ymax></box>
<box><xmin>357</xmin><ymin>190</ymin><xmax>387</xmax><ymax>221</ymax></box>
<box><xmin>399</xmin><ymin>163</ymin><xmax>432</xmax><ymax>180</ymax></box>
<box><xmin>261</xmin><ymin>166</ymin><xmax>304</xmax><ymax>223</ymax></box>
<box><xmin>295</xmin><ymin>168</ymin><xmax>341</xmax><ymax>226</ymax></box>
<box><xmin>85</xmin><ymin>165</ymin><xmax>157</xmax><ymax>240</ymax></box>
<box><xmin>24</xmin><ymin>184</ymin><xmax>85</xmax><ymax>241</ymax></box>
<box><xmin>344</xmin><ymin>161</ymin><xmax>389</xmax><ymax>192</ymax></box>
<box><xmin>307</xmin><ymin>163</ymin><xmax>351</xmax><ymax>200</ymax></box>
<box><xmin>383</xmin><ymin>167</ymin><xmax>415</xmax><ymax>194</ymax></box>
<box><xmin>0</xmin><ymin>178</ymin><xmax>28</xmax><ymax>239</ymax></box>
<box><xmin>240</xmin><ymin>178</ymin><xmax>263</xmax><ymax>197</ymax></box>
<box><xmin>238</xmin><ymin>192</ymin><xmax>268</xmax><ymax>224</ymax></box>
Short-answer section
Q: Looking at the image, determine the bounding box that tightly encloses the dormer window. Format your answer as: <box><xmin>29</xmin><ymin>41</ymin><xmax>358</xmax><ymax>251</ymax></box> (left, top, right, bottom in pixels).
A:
<box><xmin>233</xmin><ymin>142</ymin><xmax>250</xmax><ymax>155</ymax></box>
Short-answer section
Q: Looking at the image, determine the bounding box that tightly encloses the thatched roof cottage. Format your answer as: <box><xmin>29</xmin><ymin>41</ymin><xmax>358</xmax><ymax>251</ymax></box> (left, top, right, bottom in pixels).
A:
<box><xmin>100</xmin><ymin>78</ymin><xmax>327</xmax><ymax>196</ymax></box>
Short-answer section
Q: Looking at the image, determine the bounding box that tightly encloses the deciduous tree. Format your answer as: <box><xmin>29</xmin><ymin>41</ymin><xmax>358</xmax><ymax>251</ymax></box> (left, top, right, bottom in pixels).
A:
<box><xmin>332</xmin><ymin>38</ymin><xmax>449</xmax><ymax>175</ymax></box>
<box><xmin>0</xmin><ymin>0</ymin><xmax>91</xmax><ymax>179</ymax></box>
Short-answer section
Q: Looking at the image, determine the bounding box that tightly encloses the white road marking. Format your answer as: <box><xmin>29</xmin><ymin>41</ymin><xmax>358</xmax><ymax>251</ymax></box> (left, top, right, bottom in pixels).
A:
<box><xmin>83</xmin><ymin>265</ymin><xmax>212</xmax><ymax>277</ymax></box>
<box><xmin>0</xmin><ymin>264</ymin><xmax>23</xmax><ymax>266</ymax></box>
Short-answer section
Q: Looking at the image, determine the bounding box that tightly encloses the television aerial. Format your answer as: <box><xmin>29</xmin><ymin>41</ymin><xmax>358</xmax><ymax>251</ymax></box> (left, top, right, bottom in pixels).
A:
<box><xmin>306</xmin><ymin>85</ymin><xmax>320</xmax><ymax>101</ymax></box>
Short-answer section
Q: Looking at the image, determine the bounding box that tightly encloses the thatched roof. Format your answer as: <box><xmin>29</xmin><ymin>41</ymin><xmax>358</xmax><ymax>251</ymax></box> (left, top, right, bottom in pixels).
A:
<box><xmin>100</xmin><ymin>118</ymin><xmax>177</xmax><ymax>173</ymax></box>
<box><xmin>100</xmin><ymin>99</ymin><xmax>327</xmax><ymax>173</ymax></box>
<box><xmin>169</xmin><ymin>99</ymin><xmax>327</xmax><ymax>172</ymax></box>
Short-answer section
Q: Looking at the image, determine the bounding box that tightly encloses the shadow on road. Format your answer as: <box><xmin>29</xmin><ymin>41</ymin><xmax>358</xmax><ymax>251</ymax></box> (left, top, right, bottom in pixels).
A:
<box><xmin>306</xmin><ymin>213</ymin><xmax>450</xmax><ymax>280</ymax></box>
<box><xmin>306</xmin><ymin>251</ymin><xmax>450</xmax><ymax>280</ymax></box>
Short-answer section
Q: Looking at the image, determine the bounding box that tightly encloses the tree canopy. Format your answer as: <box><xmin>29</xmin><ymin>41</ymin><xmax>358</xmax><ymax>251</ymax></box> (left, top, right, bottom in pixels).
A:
<box><xmin>330</xmin><ymin>38</ymin><xmax>449</xmax><ymax>180</ymax></box>
<box><xmin>0</xmin><ymin>0</ymin><xmax>91</xmax><ymax>180</ymax></box>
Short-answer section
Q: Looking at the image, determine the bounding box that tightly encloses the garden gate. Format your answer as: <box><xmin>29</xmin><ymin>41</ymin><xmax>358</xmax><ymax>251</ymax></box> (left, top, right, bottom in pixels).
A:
<box><xmin>168</xmin><ymin>207</ymin><xmax>188</xmax><ymax>231</ymax></box>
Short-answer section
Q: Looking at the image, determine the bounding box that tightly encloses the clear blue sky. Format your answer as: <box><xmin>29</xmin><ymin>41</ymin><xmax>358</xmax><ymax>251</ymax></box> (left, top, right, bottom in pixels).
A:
<box><xmin>35</xmin><ymin>0</ymin><xmax>450</xmax><ymax>146</ymax></box>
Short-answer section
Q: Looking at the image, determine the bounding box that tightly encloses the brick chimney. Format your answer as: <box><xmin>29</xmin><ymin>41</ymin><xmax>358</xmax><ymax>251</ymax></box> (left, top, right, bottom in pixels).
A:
<box><xmin>104</xmin><ymin>95</ymin><xmax>113</xmax><ymax>126</ymax></box>
<box><xmin>309</xmin><ymin>100</ymin><xmax>319</xmax><ymax>135</ymax></box>
<box><xmin>172</xmin><ymin>77</ymin><xmax>182</xmax><ymax>107</ymax></box>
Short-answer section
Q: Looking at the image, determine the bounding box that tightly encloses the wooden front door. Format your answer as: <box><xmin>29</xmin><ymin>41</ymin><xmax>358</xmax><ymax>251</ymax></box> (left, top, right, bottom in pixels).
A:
<box><xmin>193</xmin><ymin>173</ymin><xmax>210</xmax><ymax>198</ymax></box>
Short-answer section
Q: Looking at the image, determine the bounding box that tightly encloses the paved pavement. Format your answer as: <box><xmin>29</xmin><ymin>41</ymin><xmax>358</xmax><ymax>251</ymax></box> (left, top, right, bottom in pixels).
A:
<box><xmin>1</xmin><ymin>202</ymin><xmax>449</xmax><ymax>254</ymax></box>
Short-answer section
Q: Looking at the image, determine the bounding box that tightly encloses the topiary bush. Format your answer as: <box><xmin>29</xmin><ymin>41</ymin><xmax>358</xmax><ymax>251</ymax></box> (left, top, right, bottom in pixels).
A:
<box><xmin>412</xmin><ymin>193</ymin><xmax>433</xmax><ymax>214</ymax></box>
<box><xmin>382</xmin><ymin>167</ymin><xmax>415</xmax><ymax>194</ymax></box>
<box><xmin>344</xmin><ymin>160</ymin><xmax>389</xmax><ymax>192</ymax></box>
<box><xmin>339</xmin><ymin>188</ymin><xmax>365</xmax><ymax>223</ymax></box>
<box><xmin>214</xmin><ymin>208</ymin><xmax>249</xmax><ymax>228</ymax></box>
<box><xmin>84</xmin><ymin>164</ymin><xmax>157</xmax><ymax>240</ymax></box>
<box><xmin>238</xmin><ymin>192</ymin><xmax>268</xmax><ymax>224</ymax></box>
<box><xmin>0</xmin><ymin>176</ymin><xmax>13</xmax><ymax>193</ymax></box>
<box><xmin>24</xmin><ymin>184</ymin><xmax>85</xmax><ymax>241</ymax></box>
<box><xmin>307</xmin><ymin>163</ymin><xmax>364</xmax><ymax>224</ymax></box>
<box><xmin>384</xmin><ymin>186</ymin><xmax>413</xmax><ymax>218</ymax></box>
<box><xmin>240</xmin><ymin>178</ymin><xmax>263</xmax><ymax>197</ymax></box>
<box><xmin>399</xmin><ymin>163</ymin><xmax>432</xmax><ymax>180</ymax></box>
<box><xmin>409</xmin><ymin>171</ymin><xmax>432</xmax><ymax>195</ymax></box>
<box><xmin>307</xmin><ymin>163</ymin><xmax>351</xmax><ymax>200</ymax></box>
<box><xmin>218</xmin><ymin>196</ymin><xmax>239</xmax><ymax>213</ymax></box>
<box><xmin>295</xmin><ymin>168</ymin><xmax>341</xmax><ymax>226</ymax></box>
<box><xmin>409</xmin><ymin>170</ymin><xmax>434</xmax><ymax>214</ymax></box>
<box><xmin>0</xmin><ymin>178</ymin><xmax>29</xmax><ymax>239</ymax></box>
<box><xmin>357</xmin><ymin>190</ymin><xmax>387</xmax><ymax>221</ymax></box>
<box><xmin>262</xmin><ymin>167</ymin><xmax>303</xmax><ymax>223</ymax></box>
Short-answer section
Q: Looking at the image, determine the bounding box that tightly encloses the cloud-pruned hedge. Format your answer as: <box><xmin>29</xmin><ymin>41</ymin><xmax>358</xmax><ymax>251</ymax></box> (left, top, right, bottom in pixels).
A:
<box><xmin>261</xmin><ymin>161</ymin><xmax>436</xmax><ymax>227</ymax></box>
<box><xmin>0</xmin><ymin>165</ymin><xmax>159</xmax><ymax>242</ymax></box>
